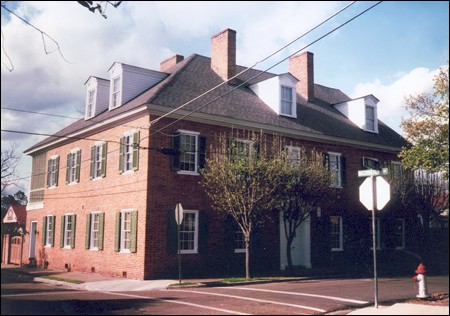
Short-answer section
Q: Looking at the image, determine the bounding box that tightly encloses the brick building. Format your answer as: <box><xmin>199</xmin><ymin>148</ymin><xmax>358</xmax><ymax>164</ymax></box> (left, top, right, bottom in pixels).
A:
<box><xmin>23</xmin><ymin>28</ymin><xmax>413</xmax><ymax>280</ymax></box>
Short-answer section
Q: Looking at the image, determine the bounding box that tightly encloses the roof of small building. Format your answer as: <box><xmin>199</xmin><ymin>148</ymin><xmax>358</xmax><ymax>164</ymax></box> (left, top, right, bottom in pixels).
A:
<box><xmin>24</xmin><ymin>53</ymin><xmax>407</xmax><ymax>154</ymax></box>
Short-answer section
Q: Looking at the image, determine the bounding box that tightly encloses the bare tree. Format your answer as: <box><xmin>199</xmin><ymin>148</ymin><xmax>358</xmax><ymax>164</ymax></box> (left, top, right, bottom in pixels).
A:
<box><xmin>276</xmin><ymin>149</ymin><xmax>330</xmax><ymax>272</ymax></box>
<box><xmin>201</xmin><ymin>132</ymin><xmax>287</xmax><ymax>279</ymax></box>
<box><xmin>1</xmin><ymin>143</ymin><xmax>20</xmax><ymax>195</ymax></box>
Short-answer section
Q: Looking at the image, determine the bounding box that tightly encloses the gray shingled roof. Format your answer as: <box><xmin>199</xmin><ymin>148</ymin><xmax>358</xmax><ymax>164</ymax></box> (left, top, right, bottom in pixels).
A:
<box><xmin>25</xmin><ymin>53</ymin><xmax>407</xmax><ymax>154</ymax></box>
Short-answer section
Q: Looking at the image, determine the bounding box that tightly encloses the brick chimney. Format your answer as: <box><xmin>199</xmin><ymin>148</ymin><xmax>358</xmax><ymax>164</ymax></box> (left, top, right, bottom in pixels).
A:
<box><xmin>289</xmin><ymin>52</ymin><xmax>314</xmax><ymax>101</ymax></box>
<box><xmin>160</xmin><ymin>54</ymin><xmax>184</xmax><ymax>72</ymax></box>
<box><xmin>211</xmin><ymin>28</ymin><xmax>236</xmax><ymax>82</ymax></box>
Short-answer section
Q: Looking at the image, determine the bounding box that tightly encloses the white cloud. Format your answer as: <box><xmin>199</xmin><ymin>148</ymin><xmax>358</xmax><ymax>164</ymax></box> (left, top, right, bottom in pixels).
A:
<box><xmin>350</xmin><ymin>67</ymin><xmax>439</xmax><ymax>135</ymax></box>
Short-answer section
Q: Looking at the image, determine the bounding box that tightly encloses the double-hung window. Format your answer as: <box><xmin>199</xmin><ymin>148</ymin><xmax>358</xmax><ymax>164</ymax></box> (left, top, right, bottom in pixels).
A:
<box><xmin>47</xmin><ymin>156</ymin><xmax>60</xmax><ymax>188</ymax></box>
<box><xmin>66</xmin><ymin>149</ymin><xmax>81</xmax><ymax>184</ymax></box>
<box><xmin>230</xmin><ymin>138</ymin><xmax>254</xmax><ymax>162</ymax></box>
<box><xmin>327</xmin><ymin>152</ymin><xmax>346</xmax><ymax>188</ymax></box>
<box><xmin>286</xmin><ymin>146</ymin><xmax>302</xmax><ymax>165</ymax></box>
<box><xmin>171</xmin><ymin>131</ymin><xmax>206</xmax><ymax>174</ymax></box>
<box><xmin>61</xmin><ymin>214</ymin><xmax>76</xmax><ymax>249</ymax></box>
<box><xmin>119</xmin><ymin>131</ymin><xmax>139</xmax><ymax>173</ymax></box>
<box><xmin>395</xmin><ymin>218</ymin><xmax>405</xmax><ymax>249</ymax></box>
<box><xmin>86</xmin><ymin>212</ymin><xmax>104</xmax><ymax>250</ymax></box>
<box><xmin>115</xmin><ymin>210</ymin><xmax>137</xmax><ymax>253</ymax></box>
<box><xmin>330</xmin><ymin>216</ymin><xmax>343</xmax><ymax>251</ymax></box>
<box><xmin>365</xmin><ymin>105</ymin><xmax>376</xmax><ymax>132</ymax></box>
<box><xmin>280</xmin><ymin>85</ymin><xmax>294</xmax><ymax>116</ymax></box>
<box><xmin>86</xmin><ymin>89</ymin><xmax>96</xmax><ymax>118</ymax></box>
<box><xmin>180</xmin><ymin>210</ymin><xmax>199</xmax><ymax>254</ymax></box>
<box><xmin>234</xmin><ymin>229</ymin><xmax>245</xmax><ymax>253</ymax></box>
<box><xmin>90</xmin><ymin>142</ymin><xmax>107</xmax><ymax>179</ymax></box>
<box><xmin>42</xmin><ymin>215</ymin><xmax>55</xmax><ymax>247</ymax></box>
<box><xmin>111</xmin><ymin>76</ymin><xmax>121</xmax><ymax>108</ymax></box>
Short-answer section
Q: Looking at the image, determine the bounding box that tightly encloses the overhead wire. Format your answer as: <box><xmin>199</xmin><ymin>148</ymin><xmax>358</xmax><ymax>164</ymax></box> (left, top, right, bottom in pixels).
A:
<box><xmin>4</xmin><ymin>1</ymin><xmax>385</xmax><ymax>192</ymax></box>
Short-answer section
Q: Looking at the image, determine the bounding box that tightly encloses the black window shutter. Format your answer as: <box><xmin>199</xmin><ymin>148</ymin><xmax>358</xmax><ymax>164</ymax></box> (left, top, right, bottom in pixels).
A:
<box><xmin>75</xmin><ymin>150</ymin><xmax>81</xmax><ymax>182</ymax></box>
<box><xmin>114</xmin><ymin>212</ymin><xmax>121</xmax><ymax>252</ymax></box>
<box><xmin>42</xmin><ymin>216</ymin><xmax>47</xmax><ymax>246</ymax></box>
<box><xmin>198</xmin><ymin>136</ymin><xmax>207</xmax><ymax>170</ymax></box>
<box><xmin>85</xmin><ymin>213</ymin><xmax>91</xmax><ymax>249</ymax></box>
<box><xmin>98</xmin><ymin>212</ymin><xmax>105</xmax><ymax>250</ymax></box>
<box><xmin>55</xmin><ymin>157</ymin><xmax>59</xmax><ymax>187</ymax></box>
<box><xmin>119</xmin><ymin>137</ymin><xmax>124</xmax><ymax>173</ymax></box>
<box><xmin>66</xmin><ymin>153</ymin><xmax>71</xmax><ymax>184</ymax></box>
<box><xmin>130</xmin><ymin>210</ymin><xmax>138</xmax><ymax>253</ymax></box>
<box><xmin>198</xmin><ymin>211</ymin><xmax>209</xmax><ymax>254</ymax></box>
<box><xmin>171</xmin><ymin>133</ymin><xmax>181</xmax><ymax>171</ymax></box>
<box><xmin>132</xmin><ymin>132</ymin><xmax>139</xmax><ymax>171</ymax></box>
<box><xmin>70</xmin><ymin>214</ymin><xmax>76</xmax><ymax>249</ymax></box>
<box><xmin>60</xmin><ymin>215</ymin><xmax>65</xmax><ymax>248</ymax></box>
<box><xmin>90</xmin><ymin>145</ymin><xmax>95</xmax><ymax>180</ymax></box>
<box><xmin>167</xmin><ymin>210</ymin><xmax>178</xmax><ymax>254</ymax></box>
<box><xmin>341</xmin><ymin>156</ymin><xmax>347</xmax><ymax>186</ymax></box>
<box><xmin>101</xmin><ymin>142</ymin><xmax>107</xmax><ymax>177</ymax></box>
<box><xmin>47</xmin><ymin>160</ymin><xmax>51</xmax><ymax>187</ymax></box>
<box><xmin>223</xmin><ymin>215</ymin><xmax>236</xmax><ymax>254</ymax></box>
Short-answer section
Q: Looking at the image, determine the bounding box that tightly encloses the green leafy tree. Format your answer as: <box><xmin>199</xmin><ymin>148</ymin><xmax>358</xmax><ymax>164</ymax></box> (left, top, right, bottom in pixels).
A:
<box><xmin>276</xmin><ymin>149</ymin><xmax>330</xmax><ymax>272</ymax></box>
<box><xmin>201</xmin><ymin>132</ymin><xmax>287</xmax><ymax>279</ymax></box>
<box><xmin>399</xmin><ymin>64</ymin><xmax>449</xmax><ymax>179</ymax></box>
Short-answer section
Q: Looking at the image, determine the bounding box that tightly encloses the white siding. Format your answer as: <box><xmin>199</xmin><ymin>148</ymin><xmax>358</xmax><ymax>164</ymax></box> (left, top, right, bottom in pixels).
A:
<box><xmin>334</xmin><ymin>95</ymin><xmax>379</xmax><ymax>133</ymax></box>
<box><xmin>108</xmin><ymin>63</ymin><xmax>167</xmax><ymax>110</ymax></box>
<box><xmin>84</xmin><ymin>77</ymin><xmax>110</xmax><ymax>119</ymax></box>
<box><xmin>250</xmin><ymin>73</ymin><xmax>298</xmax><ymax>117</ymax></box>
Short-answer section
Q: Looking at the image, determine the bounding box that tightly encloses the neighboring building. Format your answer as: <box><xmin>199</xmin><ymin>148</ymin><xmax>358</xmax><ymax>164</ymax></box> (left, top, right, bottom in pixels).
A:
<box><xmin>2</xmin><ymin>204</ymin><xmax>27</xmax><ymax>265</ymax></box>
<box><xmin>23</xmin><ymin>28</ymin><xmax>412</xmax><ymax>279</ymax></box>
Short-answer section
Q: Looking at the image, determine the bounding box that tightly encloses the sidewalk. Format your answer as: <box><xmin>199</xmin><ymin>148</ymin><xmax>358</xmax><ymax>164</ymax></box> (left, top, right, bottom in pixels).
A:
<box><xmin>2</xmin><ymin>264</ymin><xmax>449</xmax><ymax>315</ymax></box>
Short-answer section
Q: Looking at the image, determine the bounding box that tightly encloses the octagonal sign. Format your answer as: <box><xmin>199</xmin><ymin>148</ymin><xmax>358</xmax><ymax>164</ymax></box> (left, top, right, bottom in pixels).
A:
<box><xmin>359</xmin><ymin>176</ymin><xmax>391</xmax><ymax>211</ymax></box>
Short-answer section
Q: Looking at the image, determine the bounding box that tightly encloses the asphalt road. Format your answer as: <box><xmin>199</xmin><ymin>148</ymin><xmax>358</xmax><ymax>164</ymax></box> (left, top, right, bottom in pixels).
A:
<box><xmin>1</xmin><ymin>269</ymin><xmax>448</xmax><ymax>315</ymax></box>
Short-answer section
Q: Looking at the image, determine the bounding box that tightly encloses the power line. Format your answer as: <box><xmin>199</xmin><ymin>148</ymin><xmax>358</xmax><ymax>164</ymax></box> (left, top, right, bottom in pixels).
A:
<box><xmin>147</xmin><ymin>1</ymin><xmax>357</xmax><ymax>128</ymax></box>
<box><xmin>148</xmin><ymin>1</ymin><xmax>382</xmax><ymax>138</ymax></box>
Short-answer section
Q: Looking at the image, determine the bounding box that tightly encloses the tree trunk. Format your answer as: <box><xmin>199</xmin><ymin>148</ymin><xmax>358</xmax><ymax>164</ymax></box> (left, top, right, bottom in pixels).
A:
<box><xmin>286</xmin><ymin>236</ymin><xmax>294</xmax><ymax>272</ymax></box>
<box><xmin>245</xmin><ymin>239</ymin><xmax>250</xmax><ymax>279</ymax></box>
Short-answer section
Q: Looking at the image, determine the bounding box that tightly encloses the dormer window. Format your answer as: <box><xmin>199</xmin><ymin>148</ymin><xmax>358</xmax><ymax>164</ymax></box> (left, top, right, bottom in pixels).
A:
<box><xmin>281</xmin><ymin>86</ymin><xmax>294</xmax><ymax>116</ymax></box>
<box><xmin>86</xmin><ymin>89</ymin><xmax>96</xmax><ymax>119</ymax></box>
<box><xmin>249</xmin><ymin>73</ymin><xmax>298</xmax><ymax>118</ymax></box>
<box><xmin>111</xmin><ymin>76</ymin><xmax>122</xmax><ymax>109</ymax></box>
<box><xmin>365</xmin><ymin>105</ymin><xmax>376</xmax><ymax>132</ymax></box>
<box><xmin>334</xmin><ymin>94</ymin><xmax>379</xmax><ymax>134</ymax></box>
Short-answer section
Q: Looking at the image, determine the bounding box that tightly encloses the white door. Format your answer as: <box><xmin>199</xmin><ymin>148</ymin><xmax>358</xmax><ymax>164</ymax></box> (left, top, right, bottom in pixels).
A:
<box><xmin>29</xmin><ymin>221</ymin><xmax>37</xmax><ymax>259</ymax></box>
<box><xmin>279</xmin><ymin>213</ymin><xmax>311</xmax><ymax>270</ymax></box>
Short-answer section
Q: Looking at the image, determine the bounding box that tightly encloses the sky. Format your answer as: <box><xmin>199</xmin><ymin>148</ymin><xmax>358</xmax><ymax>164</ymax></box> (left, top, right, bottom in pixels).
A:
<box><xmin>1</xmin><ymin>1</ymin><xmax>449</xmax><ymax>196</ymax></box>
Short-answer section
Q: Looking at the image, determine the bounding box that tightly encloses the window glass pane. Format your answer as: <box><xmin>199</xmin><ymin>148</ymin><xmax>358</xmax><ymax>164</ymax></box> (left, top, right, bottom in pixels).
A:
<box><xmin>121</xmin><ymin>211</ymin><xmax>131</xmax><ymax>250</ymax></box>
<box><xmin>180</xmin><ymin>212</ymin><xmax>197</xmax><ymax>252</ymax></box>
<box><xmin>91</xmin><ymin>213</ymin><xmax>99</xmax><ymax>249</ymax></box>
<box><xmin>329</xmin><ymin>154</ymin><xmax>341</xmax><ymax>187</ymax></box>
<box><xmin>366</xmin><ymin>105</ymin><xmax>375</xmax><ymax>131</ymax></box>
<box><xmin>281</xmin><ymin>86</ymin><xmax>293</xmax><ymax>115</ymax></box>
<box><xmin>330</xmin><ymin>216</ymin><xmax>342</xmax><ymax>250</ymax></box>
<box><xmin>180</xmin><ymin>134</ymin><xmax>197</xmax><ymax>172</ymax></box>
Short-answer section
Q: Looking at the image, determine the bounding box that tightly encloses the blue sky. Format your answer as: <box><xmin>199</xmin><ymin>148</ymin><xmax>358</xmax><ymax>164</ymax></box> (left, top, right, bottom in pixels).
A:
<box><xmin>1</xmin><ymin>1</ymin><xmax>449</xmax><ymax>195</ymax></box>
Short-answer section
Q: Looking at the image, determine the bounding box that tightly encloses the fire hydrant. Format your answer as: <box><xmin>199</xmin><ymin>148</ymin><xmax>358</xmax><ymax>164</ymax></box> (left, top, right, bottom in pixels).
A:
<box><xmin>412</xmin><ymin>263</ymin><xmax>430</xmax><ymax>299</ymax></box>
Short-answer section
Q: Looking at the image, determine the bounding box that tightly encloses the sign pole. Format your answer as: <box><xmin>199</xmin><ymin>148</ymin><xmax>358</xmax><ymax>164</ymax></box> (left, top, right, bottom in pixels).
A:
<box><xmin>177</xmin><ymin>219</ymin><xmax>181</xmax><ymax>285</ymax></box>
<box><xmin>371</xmin><ymin>175</ymin><xmax>378</xmax><ymax>308</ymax></box>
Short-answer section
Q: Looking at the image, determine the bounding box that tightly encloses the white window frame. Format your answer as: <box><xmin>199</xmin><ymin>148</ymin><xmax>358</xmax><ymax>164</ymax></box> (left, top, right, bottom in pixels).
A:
<box><xmin>111</xmin><ymin>76</ymin><xmax>122</xmax><ymax>109</ymax></box>
<box><xmin>92</xmin><ymin>142</ymin><xmax>105</xmax><ymax>179</ymax></box>
<box><xmin>48</xmin><ymin>156</ymin><xmax>58</xmax><ymax>188</ymax></box>
<box><xmin>232</xmin><ymin>139</ymin><xmax>254</xmax><ymax>159</ymax></box>
<box><xmin>280</xmin><ymin>85</ymin><xmax>294</xmax><ymax>116</ymax></box>
<box><xmin>330</xmin><ymin>216</ymin><xmax>343</xmax><ymax>251</ymax></box>
<box><xmin>86</xmin><ymin>89</ymin><xmax>96</xmax><ymax>118</ymax></box>
<box><xmin>395</xmin><ymin>218</ymin><xmax>405</xmax><ymax>249</ymax></box>
<box><xmin>180</xmin><ymin>210</ymin><xmax>199</xmax><ymax>254</ymax></box>
<box><xmin>363</xmin><ymin>157</ymin><xmax>380</xmax><ymax>170</ymax></box>
<box><xmin>328</xmin><ymin>152</ymin><xmax>342</xmax><ymax>188</ymax></box>
<box><xmin>90</xmin><ymin>213</ymin><xmax>100</xmax><ymax>250</ymax></box>
<box><xmin>120</xmin><ymin>210</ymin><xmax>132</xmax><ymax>253</ymax></box>
<box><xmin>178</xmin><ymin>130</ymin><xmax>200</xmax><ymax>175</ymax></box>
<box><xmin>365</xmin><ymin>105</ymin><xmax>377</xmax><ymax>132</ymax></box>
<box><xmin>234</xmin><ymin>229</ymin><xmax>245</xmax><ymax>253</ymax></box>
<box><xmin>122</xmin><ymin>133</ymin><xmax>134</xmax><ymax>173</ymax></box>
<box><xmin>44</xmin><ymin>215</ymin><xmax>54</xmax><ymax>247</ymax></box>
<box><xmin>63</xmin><ymin>214</ymin><xmax>73</xmax><ymax>248</ymax></box>
<box><xmin>67</xmin><ymin>150</ymin><xmax>79</xmax><ymax>184</ymax></box>
<box><xmin>285</xmin><ymin>146</ymin><xmax>302</xmax><ymax>165</ymax></box>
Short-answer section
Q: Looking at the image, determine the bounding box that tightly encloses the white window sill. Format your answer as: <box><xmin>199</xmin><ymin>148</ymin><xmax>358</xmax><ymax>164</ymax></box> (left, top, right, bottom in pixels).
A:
<box><xmin>177</xmin><ymin>171</ymin><xmax>199</xmax><ymax>176</ymax></box>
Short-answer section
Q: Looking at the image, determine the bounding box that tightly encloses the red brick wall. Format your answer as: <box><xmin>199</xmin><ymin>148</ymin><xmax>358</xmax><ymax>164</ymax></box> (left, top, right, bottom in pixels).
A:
<box><xmin>24</xmin><ymin>114</ymin><xmax>150</xmax><ymax>279</ymax></box>
<box><xmin>24</xmin><ymin>113</ymin><xmax>401</xmax><ymax>279</ymax></box>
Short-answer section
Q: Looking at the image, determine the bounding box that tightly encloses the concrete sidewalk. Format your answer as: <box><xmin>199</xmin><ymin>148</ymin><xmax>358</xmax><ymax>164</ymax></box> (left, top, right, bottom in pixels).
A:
<box><xmin>2</xmin><ymin>264</ymin><xmax>448</xmax><ymax>315</ymax></box>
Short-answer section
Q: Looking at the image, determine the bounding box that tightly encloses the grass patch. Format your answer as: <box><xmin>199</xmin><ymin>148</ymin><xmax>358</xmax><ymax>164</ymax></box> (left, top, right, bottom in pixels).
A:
<box><xmin>221</xmin><ymin>276</ymin><xmax>294</xmax><ymax>283</ymax></box>
<box><xmin>168</xmin><ymin>282</ymin><xmax>199</xmax><ymax>287</ymax></box>
<box><xmin>41</xmin><ymin>275</ymin><xmax>84</xmax><ymax>284</ymax></box>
